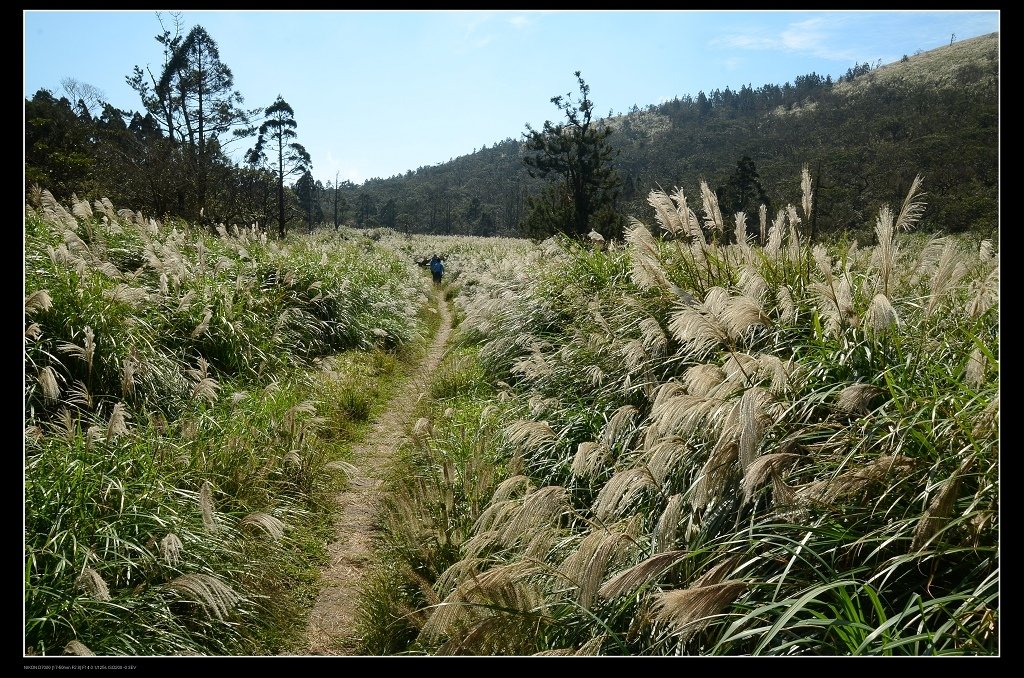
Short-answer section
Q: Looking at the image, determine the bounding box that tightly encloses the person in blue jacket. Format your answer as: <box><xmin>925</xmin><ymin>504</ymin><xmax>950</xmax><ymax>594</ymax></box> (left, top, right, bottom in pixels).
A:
<box><xmin>429</xmin><ymin>254</ymin><xmax>444</xmax><ymax>284</ymax></box>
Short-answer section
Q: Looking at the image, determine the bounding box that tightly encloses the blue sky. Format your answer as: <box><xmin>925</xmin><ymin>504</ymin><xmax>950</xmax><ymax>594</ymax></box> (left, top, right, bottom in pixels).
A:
<box><xmin>24</xmin><ymin>9</ymin><xmax>999</xmax><ymax>186</ymax></box>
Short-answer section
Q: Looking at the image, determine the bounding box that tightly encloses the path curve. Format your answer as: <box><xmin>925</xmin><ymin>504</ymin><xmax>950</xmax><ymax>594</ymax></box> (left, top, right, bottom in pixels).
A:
<box><xmin>302</xmin><ymin>287</ymin><xmax>452</xmax><ymax>655</ymax></box>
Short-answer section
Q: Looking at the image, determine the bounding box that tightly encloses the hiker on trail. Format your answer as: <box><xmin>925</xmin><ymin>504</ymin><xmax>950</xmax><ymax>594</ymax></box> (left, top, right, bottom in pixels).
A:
<box><xmin>430</xmin><ymin>254</ymin><xmax>444</xmax><ymax>284</ymax></box>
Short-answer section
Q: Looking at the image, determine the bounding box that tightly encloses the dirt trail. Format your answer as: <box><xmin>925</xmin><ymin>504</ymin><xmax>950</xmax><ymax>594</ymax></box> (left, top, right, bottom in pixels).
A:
<box><xmin>302</xmin><ymin>287</ymin><xmax>452</xmax><ymax>656</ymax></box>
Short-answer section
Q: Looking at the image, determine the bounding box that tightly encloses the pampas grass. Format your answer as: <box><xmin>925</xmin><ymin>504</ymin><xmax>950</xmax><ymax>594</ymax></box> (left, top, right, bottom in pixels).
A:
<box><xmin>76</xmin><ymin>567</ymin><xmax>111</xmax><ymax>601</ymax></box>
<box><xmin>199</xmin><ymin>480</ymin><xmax>218</xmax><ymax>533</ymax></box>
<box><xmin>167</xmin><ymin>573</ymin><xmax>240</xmax><ymax>620</ymax></box>
<box><xmin>160</xmin><ymin>533</ymin><xmax>185</xmax><ymax>566</ymax></box>
<box><xmin>599</xmin><ymin>549</ymin><xmax>688</xmax><ymax>601</ymax></box>
<box><xmin>653</xmin><ymin>581</ymin><xmax>747</xmax><ymax>639</ymax></box>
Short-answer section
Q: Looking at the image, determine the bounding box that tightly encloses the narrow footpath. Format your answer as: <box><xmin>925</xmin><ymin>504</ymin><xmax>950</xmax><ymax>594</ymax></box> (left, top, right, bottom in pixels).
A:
<box><xmin>302</xmin><ymin>288</ymin><xmax>452</xmax><ymax>655</ymax></box>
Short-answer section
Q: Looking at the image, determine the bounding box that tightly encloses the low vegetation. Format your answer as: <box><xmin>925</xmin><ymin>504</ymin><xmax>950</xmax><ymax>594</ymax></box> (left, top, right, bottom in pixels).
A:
<box><xmin>356</xmin><ymin>169</ymin><xmax>998</xmax><ymax>655</ymax></box>
<box><xmin>23</xmin><ymin>159</ymin><xmax>998</xmax><ymax>655</ymax></box>
<box><xmin>23</xmin><ymin>192</ymin><xmax>431</xmax><ymax>655</ymax></box>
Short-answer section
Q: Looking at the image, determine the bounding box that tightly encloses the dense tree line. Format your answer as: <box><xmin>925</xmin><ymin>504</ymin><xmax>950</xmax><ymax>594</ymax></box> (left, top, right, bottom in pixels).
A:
<box><xmin>25</xmin><ymin>23</ymin><xmax>997</xmax><ymax>241</ymax></box>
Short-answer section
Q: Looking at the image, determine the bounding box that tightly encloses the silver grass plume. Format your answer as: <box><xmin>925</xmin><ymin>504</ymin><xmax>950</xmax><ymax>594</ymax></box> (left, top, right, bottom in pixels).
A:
<box><xmin>648</xmin><ymin>189</ymin><xmax>684</xmax><ymax>236</ymax></box>
<box><xmin>25</xmin><ymin>424</ymin><xmax>42</xmax><ymax>442</ymax></box>
<box><xmin>910</xmin><ymin>459</ymin><xmax>971</xmax><ymax>552</ymax></box>
<box><xmin>37</xmin><ymin>366</ymin><xmax>60</xmax><ymax>401</ymax></box>
<box><xmin>649</xmin><ymin>383</ymin><xmax>724</xmax><ymax>440</ymax></box>
<box><xmin>593</xmin><ymin>467</ymin><xmax>657</xmax><ymax>522</ymax></box>
<box><xmin>599</xmin><ymin>549</ymin><xmax>689</xmax><ymax>601</ymax></box>
<box><xmin>188</xmin><ymin>357</ymin><xmax>220</xmax><ymax>404</ymax></box>
<box><xmin>40</xmin><ymin>188</ymin><xmax>60</xmax><ymax>212</ymax></box>
<box><xmin>504</xmin><ymin>419</ymin><xmax>557</xmax><ymax>453</ymax></box>
<box><xmin>637</xmin><ymin>316</ymin><xmax>667</xmax><ymax>356</ymax></box>
<box><xmin>699</xmin><ymin>180</ymin><xmax>726</xmax><ymax>238</ymax></box>
<box><xmin>690</xmin><ymin>440</ymin><xmax>739</xmax><ymax>514</ymax></box>
<box><xmin>645</xmin><ymin>437</ymin><xmax>689</xmax><ymax>486</ymax></box>
<box><xmin>159</xmin><ymin>533</ymin><xmax>184</xmax><ymax>566</ymax></box>
<box><xmin>979</xmin><ymin>239</ymin><xmax>993</xmax><ymax>262</ymax></box>
<box><xmin>412</xmin><ymin>416</ymin><xmax>433</xmax><ymax>441</ymax></box>
<box><xmin>420</xmin><ymin>561</ymin><xmax>547</xmax><ymax>646</ymax></box>
<box><xmin>813</xmin><ymin>244</ymin><xmax>834</xmax><ymax>285</ymax></box>
<box><xmin>199</xmin><ymin>480</ymin><xmax>218</xmax><ymax>533</ymax></box>
<box><xmin>94</xmin><ymin>197</ymin><xmax>118</xmax><ymax>223</ymax></box>
<box><xmin>489</xmin><ymin>474</ymin><xmax>535</xmax><ymax>503</ymax></box>
<box><xmin>966</xmin><ymin>266</ymin><xmax>998</xmax><ymax>318</ymax></box>
<box><xmin>167</xmin><ymin>573</ymin><xmax>240</xmax><ymax>620</ymax></box>
<box><xmin>668</xmin><ymin>302</ymin><xmax>728</xmax><ymax>356</ymax></box>
<box><xmin>66</xmin><ymin>380</ymin><xmax>93</xmax><ymax>411</ymax></box>
<box><xmin>121</xmin><ymin>353</ymin><xmax>137</xmax><ymax>397</ymax></box>
<box><xmin>740</xmin><ymin>452</ymin><xmax>801</xmax><ymax>507</ymax></box>
<box><xmin>721</xmin><ymin>352</ymin><xmax>760</xmax><ymax>390</ymax></box>
<box><xmin>653</xmin><ymin>581</ymin><xmax>747</xmax><ymax>640</ymax></box>
<box><xmin>758</xmin><ymin>204</ymin><xmax>768</xmax><ymax>245</ymax></box>
<box><xmin>59</xmin><ymin>326</ymin><xmax>96</xmax><ymax>378</ymax></box>
<box><xmin>571</xmin><ymin>441</ymin><xmax>611</xmax><ymax>479</ymax></box>
<box><xmin>863</xmin><ymin>293</ymin><xmax>898</xmax><ymax>337</ymax></box>
<box><xmin>895</xmin><ymin>175</ymin><xmax>926</xmax><ymax>232</ymax></box>
<box><xmin>765</xmin><ymin>209</ymin><xmax>785</xmax><ymax>259</ymax></box>
<box><xmin>926</xmin><ymin>238</ymin><xmax>968</xmax><ymax>317</ymax></box>
<box><xmin>738</xmin><ymin>267</ymin><xmax>768</xmax><ymax>307</ymax></box>
<box><xmin>965</xmin><ymin>347</ymin><xmax>987</xmax><ymax>389</ymax></box>
<box><xmin>436</xmin><ymin>557</ymin><xmax>489</xmax><ymax>596</ymax></box>
<box><xmin>64</xmin><ymin>640</ymin><xmax>95</xmax><ymax>656</ymax></box>
<box><xmin>240</xmin><ymin>512</ymin><xmax>286</xmax><ymax>541</ymax></box>
<box><xmin>809</xmin><ymin>277</ymin><xmax>853</xmax><ymax>337</ymax></box>
<box><xmin>462</xmin><ymin>527</ymin><xmax>504</xmax><ymax>560</ymax></box>
<box><xmin>72</xmin><ymin>197</ymin><xmax>94</xmax><ymax>221</ymax></box>
<box><xmin>76</xmin><ymin>567</ymin><xmax>111</xmax><ymax>601</ymax></box>
<box><xmin>191</xmin><ymin>306</ymin><xmax>213</xmax><ymax>338</ymax></box>
<box><xmin>836</xmin><ymin>383</ymin><xmax>884</xmax><ymax>415</ymax></box>
<box><xmin>797</xmin><ymin>455</ymin><xmax>914</xmax><ymax>504</ymax></box>
<box><xmin>488</xmin><ymin>486</ymin><xmax>568</xmax><ymax>548</ymax></box>
<box><xmin>733</xmin><ymin>212</ymin><xmax>748</xmax><ymax>247</ymax></box>
<box><xmin>671</xmin><ymin>187</ymin><xmax>705</xmax><ymax>245</ymax></box>
<box><xmin>872</xmin><ymin>206</ymin><xmax>899</xmax><ymax>295</ymax></box>
<box><xmin>626</xmin><ymin>219</ymin><xmax>673</xmax><ymax>292</ymax></box>
<box><xmin>527</xmin><ymin>393</ymin><xmax>558</xmax><ymax>418</ymax></box>
<box><xmin>655</xmin><ymin>494</ymin><xmax>686</xmax><ymax>552</ymax></box>
<box><xmin>63</xmin><ymin>227</ymin><xmax>90</xmax><ymax>255</ymax></box>
<box><xmin>602</xmin><ymin>405</ymin><xmax>639</xmax><ymax>448</ymax></box>
<box><xmin>621</xmin><ymin>339</ymin><xmax>649</xmax><ymax>376</ymax></box>
<box><xmin>721</xmin><ymin>293</ymin><xmax>772</xmax><ymax>342</ymax></box>
<box><xmin>683</xmin><ymin>363</ymin><xmax>726</xmax><ymax>398</ymax></box>
<box><xmin>776</xmin><ymin>285</ymin><xmax>796</xmax><ymax>324</ymax></box>
<box><xmin>105</xmin><ymin>402</ymin><xmax>130</xmax><ymax>442</ymax></box>
<box><xmin>801</xmin><ymin>165</ymin><xmax>813</xmax><ymax>222</ymax></box>
<box><xmin>560</xmin><ymin>527</ymin><xmax>638</xmax><ymax>610</ymax></box>
<box><xmin>738</xmin><ymin>387</ymin><xmax>769</xmax><ymax>471</ymax></box>
<box><xmin>785</xmin><ymin>205</ymin><xmax>803</xmax><ymax>259</ymax></box>
<box><xmin>25</xmin><ymin>290</ymin><xmax>53</xmax><ymax>315</ymax></box>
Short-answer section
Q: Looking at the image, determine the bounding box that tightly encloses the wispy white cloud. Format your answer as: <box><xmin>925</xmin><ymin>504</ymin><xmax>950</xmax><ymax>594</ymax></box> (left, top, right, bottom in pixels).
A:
<box><xmin>721</xmin><ymin>56</ymin><xmax>743</xmax><ymax>72</ymax></box>
<box><xmin>714</xmin><ymin>15</ymin><xmax>859</xmax><ymax>62</ymax></box>
<box><xmin>507</xmin><ymin>15</ymin><xmax>532</xmax><ymax>29</ymax></box>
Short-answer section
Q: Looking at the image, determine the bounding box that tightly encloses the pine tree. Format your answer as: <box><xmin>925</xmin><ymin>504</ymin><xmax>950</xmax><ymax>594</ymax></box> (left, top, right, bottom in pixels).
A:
<box><xmin>245</xmin><ymin>96</ymin><xmax>311</xmax><ymax>237</ymax></box>
<box><xmin>522</xmin><ymin>71</ymin><xmax>625</xmax><ymax>240</ymax></box>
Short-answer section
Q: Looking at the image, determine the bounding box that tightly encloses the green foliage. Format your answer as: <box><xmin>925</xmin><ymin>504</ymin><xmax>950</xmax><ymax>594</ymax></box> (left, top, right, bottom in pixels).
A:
<box><xmin>364</xmin><ymin>170</ymin><xmax>997</xmax><ymax>656</ymax></box>
<box><xmin>23</xmin><ymin>197</ymin><xmax>430</xmax><ymax>656</ymax></box>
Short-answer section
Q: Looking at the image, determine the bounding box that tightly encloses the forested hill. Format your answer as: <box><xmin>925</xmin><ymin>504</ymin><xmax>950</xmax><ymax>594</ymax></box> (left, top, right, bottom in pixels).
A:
<box><xmin>25</xmin><ymin>31</ymin><xmax>998</xmax><ymax>241</ymax></box>
<box><xmin>347</xmin><ymin>31</ymin><xmax>997</xmax><ymax>241</ymax></box>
